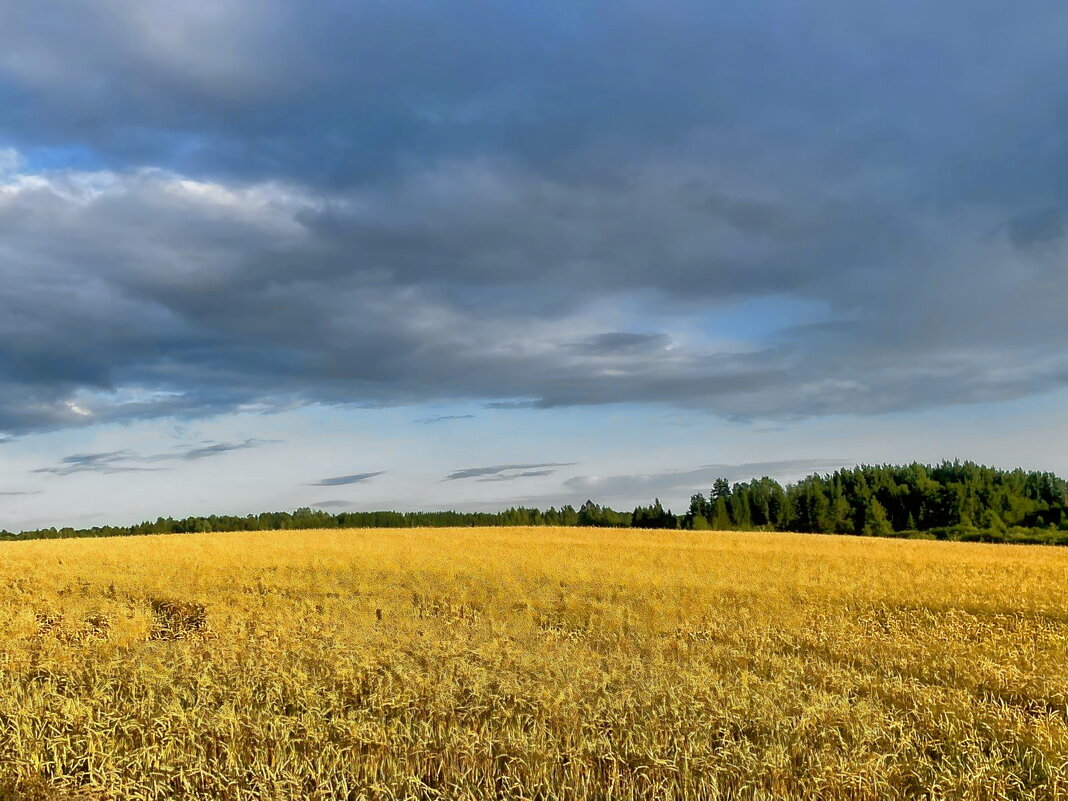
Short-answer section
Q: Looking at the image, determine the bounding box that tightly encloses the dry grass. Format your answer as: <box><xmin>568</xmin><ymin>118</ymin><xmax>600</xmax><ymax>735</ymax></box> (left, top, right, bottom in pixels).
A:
<box><xmin>0</xmin><ymin>527</ymin><xmax>1066</xmax><ymax>800</ymax></box>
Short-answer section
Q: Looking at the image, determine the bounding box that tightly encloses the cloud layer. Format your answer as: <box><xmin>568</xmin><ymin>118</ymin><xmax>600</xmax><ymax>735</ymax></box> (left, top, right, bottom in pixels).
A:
<box><xmin>563</xmin><ymin>460</ymin><xmax>855</xmax><ymax>503</ymax></box>
<box><xmin>445</xmin><ymin>464</ymin><xmax>576</xmax><ymax>482</ymax></box>
<box><xmin>0</xmin><ymin>1</ymin><xmax>1066</xmax><ymax>436</ymax></box>
<box><xmin>311</xmin><ymin>472</ymin><xmax>386</xmax><ymax>487</ymax></box>
<box><xmin>33</xmin><ymin>440</ymin><xmax>274</xmax><ymax>475</ymax></box>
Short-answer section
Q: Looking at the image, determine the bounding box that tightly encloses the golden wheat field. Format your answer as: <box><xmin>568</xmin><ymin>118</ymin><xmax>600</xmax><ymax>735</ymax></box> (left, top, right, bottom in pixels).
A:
<box><xmin>0</xmin><ymin>527</ymin><xmax>1066</xmax><ymax>800</ymax></box>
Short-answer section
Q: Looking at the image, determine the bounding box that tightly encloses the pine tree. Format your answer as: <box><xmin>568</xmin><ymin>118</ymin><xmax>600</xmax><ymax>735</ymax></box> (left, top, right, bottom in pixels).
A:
<box><xmin>711</xmin><ymin>496</ymin><xmax>731</xmax><ymax>530</ymax></box>
<box><xmin>712</xmin><ymin>478</ymin><xmax>732</xmax><ymax>501</ymax></box>
<box><xmin>730</xmin><ymin>485</ymin><xmax>752</xmax><ymax>529</ymax></box>
<box><xmin>864</xmin><ymin>498</ymin><xmax>894</xmax><ymax>537</ymax></box>
<box><xmin>828</xmin><ymin>482</ymin><xmax>853</xmax><ymax>534</ymax></box>
<box><xmin>685</xmin><ymin>493</ymin><xmax>711</xmax><ymax>529</ymax></box>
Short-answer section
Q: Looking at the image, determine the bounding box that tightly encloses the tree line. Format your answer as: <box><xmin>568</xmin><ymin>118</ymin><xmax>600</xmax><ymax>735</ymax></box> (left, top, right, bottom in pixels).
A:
<box><xmin>679</xmin><ymin>462</ymin><xmax>1068</xmax><ymax>544</ymax></box>
<box><xmin>3</xmin><ymin>461</ymin><xmax>1066</xmax><ymax>546</ymax></box>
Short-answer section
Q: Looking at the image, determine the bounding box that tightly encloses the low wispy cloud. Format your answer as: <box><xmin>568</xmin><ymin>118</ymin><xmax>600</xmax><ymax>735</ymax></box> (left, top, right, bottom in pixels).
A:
<box><xmin>0</xmin><ymin>490</ymin><xmax>40</xmax><ymax>497</ymax></box>
<box><xmin>33</xmin><ymin>451</ymin><xmax>159</xmax><ymax>476</ymax></box>
<box><xmin>563</xmin><ymin>459</ymin><xmax>853</xmax><ymax>500</ymax></box>
<box><xmin>445</xmin><ymin>463</ymin><xmax>575</xmax><ymax>481</ymax></box>
<box><xmin>310</xmin><ymin>500</ymin><xmax>356</xmax><ymax>509</ymax></box>
<box><xmin>168</xmin><ymin>440</ymin><xmax>272</xmax><ymax>460</ymax></box>
<box><xmin>488</xmin><ymin>459</ymin><xmax>860</xmax><ymax>513</ymax></box>
<box><xmin>34</xmin><ymin>440</ymin><xmax>277</xmax><ymax>476</ymax></box>
<box><xmin>477</xmin><ymin>469</ymin><xmax>558</xmax><ymax>483</ymax></box>
<box><xmin>311</xmin><ymin>471</ymin><xmax>386</xmax><ymax>487</ymax></box>
<box><xmin>416</xmin><ymin>414</ymin><xmax>475</xmax><ymax>424</ymax></box>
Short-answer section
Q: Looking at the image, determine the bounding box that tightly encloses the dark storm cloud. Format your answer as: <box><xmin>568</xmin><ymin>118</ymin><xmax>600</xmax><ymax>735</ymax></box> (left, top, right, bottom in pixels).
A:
<box><xmin>1002</xmin><ymin>208</ymin><xmax>1066</xmax><ymax>252</ymax></box>
<box><xmin>445</xmin><ymin>464</ymin><xmax>575</xmax><ymax>481</ymax></box>
<box><xmin>3</xmin><ymin>1</ymin><xmax>1062</xmax><ymax>199</ymax></box>
<box><xmin>311</xmin><ymin>472</ymin><xmax>386</xmax><ymax>487</ymax></box>
<box><xmin>1</xmin><ymin>1</ymin><xmax>1068</xmax><ymax>433</ymax></box>
<box><xmin>565</xmin><ymin>333</ymin><xmax>674</xmax><ymax>357</ymax></box>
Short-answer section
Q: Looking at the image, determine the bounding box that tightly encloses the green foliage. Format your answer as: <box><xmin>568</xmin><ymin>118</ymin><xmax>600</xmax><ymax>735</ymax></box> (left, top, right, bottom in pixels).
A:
<box><xmin>577</xmin><ymin>500</ymin><xmax>632</xmax><ymax>528</ymax></box>
<box><xmin>711</xmin><ymin>478</ymin><xmax>732</xmax><ymax>500</ymax></box>
<box><xmin>863</xmin><ymin>499</ymin><xmax>894</xmax><ymax>538</ymax></box>
<box><xmin>679</xmin><ymin>461</ymin><xmax>1068</xmax><ymax>545</ymax></box>
<box><xmin>632</xmin><ymin>498</ymin><xmax>678</xmax><ymax>529</ymax></box>
<box><xmin>710</xmin><ymin>496</ymin><xmax>731</xmax><ymax>530</ymax></box>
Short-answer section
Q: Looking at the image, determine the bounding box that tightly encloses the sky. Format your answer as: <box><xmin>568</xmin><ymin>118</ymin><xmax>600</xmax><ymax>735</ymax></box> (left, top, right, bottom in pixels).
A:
<box><xmin>1</xmin><ymin>0</ymin><xmax>1067</xmax><ymax>530</ymax></box>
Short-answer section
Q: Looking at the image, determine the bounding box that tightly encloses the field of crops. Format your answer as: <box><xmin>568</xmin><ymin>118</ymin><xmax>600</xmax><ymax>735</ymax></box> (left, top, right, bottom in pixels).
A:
<box><xmin>0</xmin><ymin>527</ymin><xmax>1066</xmax><ymax>800</ymax></box>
